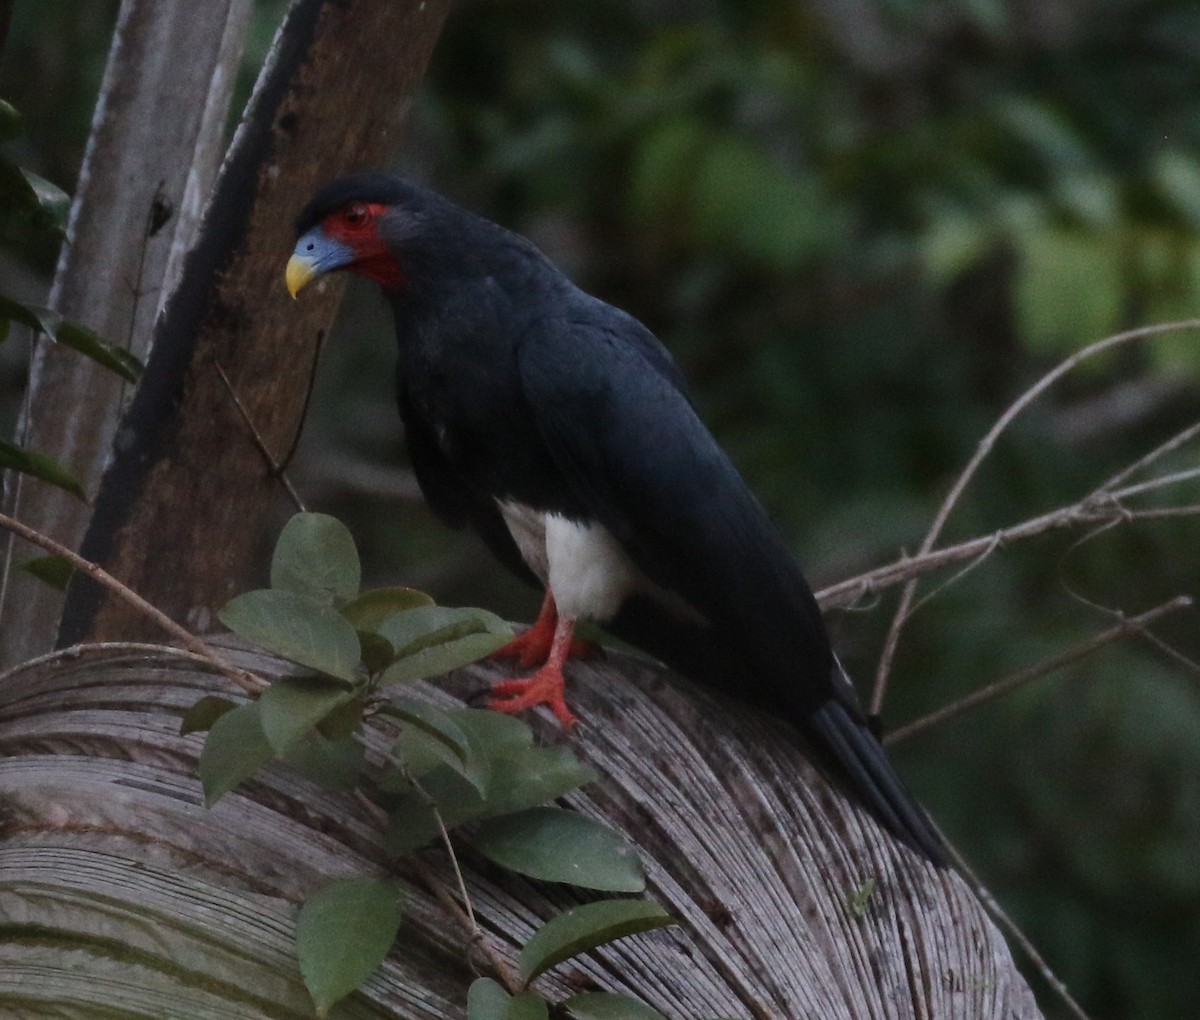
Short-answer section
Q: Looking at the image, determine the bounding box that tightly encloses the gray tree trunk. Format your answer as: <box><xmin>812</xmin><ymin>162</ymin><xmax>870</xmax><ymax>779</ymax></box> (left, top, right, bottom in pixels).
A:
<box><xmin>57</xmin><ymin>0</ymin><xmax>452</xmax><ymax>648</ymax></box>
<box><xmin>0</xmin><ymin>640</ymin><xmax>1043</xmax><ymax>1019</ymax></box>
<box><xmin>0</xmin><ymin>0</ymin><xmax>253</xmax><ymax>668</ymax></box>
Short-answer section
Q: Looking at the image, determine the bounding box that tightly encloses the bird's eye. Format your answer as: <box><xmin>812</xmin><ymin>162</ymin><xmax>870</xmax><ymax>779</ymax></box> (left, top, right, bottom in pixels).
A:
<box><xmin>343</xmin><ymin>203</ymin><xmax>368</xmax><ymax>226</ymax></box>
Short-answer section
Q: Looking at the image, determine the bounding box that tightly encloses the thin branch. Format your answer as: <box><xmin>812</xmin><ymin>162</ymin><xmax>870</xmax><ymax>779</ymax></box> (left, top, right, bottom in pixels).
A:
<box><xmin>818</xmin><ymin>487</ymin><xmax>1200</xmax><ymax>610</ymax></box>
<box><xmin>353</xmin><ymin>763</ymin><xmax>523</xmax><ymax>995</ymax></box>
<box><xmin>214</xmin><ymin>360</ymin><xmax>306</xmax><ymax>513</ymax></box>
<box><xmin>870</xmin><ymin>318</ymin><xmax>1200</xmax><ymax>715</ymax></box>
<box><xmin>1097</xmin><ymin>418</ymin><xmax>1200</xmax><ymax>494</ymax></box>
<box><xmin>0</xmin><ymin>510</ymin><xmax>262</xmax><ymax>695</ymax></box>
<box><xmin>942</xmin><ymin>837</ymin><xmax>1095</xmax><ymax>1020</ymax></box>
<box><xmin>885</xmin><ymin>596</ymin><xmax>1192</xmax><ymax>746</ymax></box>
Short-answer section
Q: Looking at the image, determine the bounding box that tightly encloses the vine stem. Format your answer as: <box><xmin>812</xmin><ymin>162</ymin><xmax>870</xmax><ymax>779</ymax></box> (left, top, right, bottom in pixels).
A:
<box><xmin>0</xmin><ymin>510</ymin><xmax>261</xmax><ymax>695</ymax></box>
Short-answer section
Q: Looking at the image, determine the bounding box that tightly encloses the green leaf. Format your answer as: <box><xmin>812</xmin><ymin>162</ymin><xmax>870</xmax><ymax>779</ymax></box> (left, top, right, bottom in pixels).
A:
<box><xmin>448</xmin><ymin>708</ymin><xmax>534</xmax><ymax>761</ymax></box>
<box><xmin>383</xmin><ymin>764</ymin><xmax>488</xmax><ymax>857</ymax></box>
<box><xmin>341</xmin><ymin>586</ymin><xmax>434</xmax><ymax>631</ymax></box>
<box><xmin>0</xmin><ymin>439</ymin><xmax>85</xmax><ymax>500</ymax></box>
<box><xmin>467</xmin><ymin>978</ymin><xmax>549</xmax><ymax>1020</ymax></box>
<box><xmin>18</xmin><ymin>168</ymin><xmax>70</xmax><ymax>230</ymax></box>
<box><xmin>468</xmin><ymin>978</ymin><xmax>511</xmax><ymax>1020</ymax></box>
<box><xmin>199</xmin><ymin>701</ymin><xmax>274</xmax><ymax>806</ymax></box>
<box><xmin>180</xmin><ymin>695</ymin><xmax>237</xmax><ymax>735</ymax></box>
<box><xmin>379</xmin><ymin>697</ymin><xmax>473</xmax><ymax>761</ymax></box>
<box><xmin>0</xmin><ymin>100</ymin><xmax>23</xmax><ymax>141</ymax></box>
<box><xmin>482</xmin><ymin>745</ymin><xmax>596</xmax><ymax>817</ymax></box>
<box><xmin>296</xmin><ymin>877</ymin><xmax>405</xmax><ymax>1016</ymax></box>
<box><xmin>376</xmin><ymin>604</ymin><xmax>512</xmax><ymax>659</ymax></box>
<box><xmin>519</xmin><ymin>900</ymin><xmax>676</xmax><ymax>985</ymax></box>
<box><xmin>470</xmin><ymin>807</ymin><xmax>644</xmax><ymax>892</ymax></box>
<box><xmin>358</xmin><ymin>631</ymin><xmax>397</xmax><ymax>675</ymax></box>
<box><xmin>0</xmin><ymin>296</ymin><xmax>142</xmax><ymax>381</ymax></box>
<box><xmin>284</xmin><ymin>732</ymin><xmax>364</xmax><ymax>791</ymax></box>
<box><xmin>377</xmin><ymin>631</ymin><xmax>510</xmax><ymax>687</ymax></box>
<box><xmin>54</xmin><ymin>318</ymin><xmax>142</xmax><ymax>381</ymax></box>
<box><xmin>270</xmin><ymin>513</ymin><xmax>360</xmax><ymax>604</ymax></box>
<box><xmin>563</xmin><ymin>992</ymin><xmax>670</xmax><ymax>1020</ymax></box>
<box><xmin>258</xmin><ymin>677</ymin><xmax>354</xmax><ymax>756</ymax></box>
<box><xmin>391</xmin><ymin>724</ymin><xmax>488</xmax><ymax>794</ymax></box>
<box><xmin>18</xmin><ymin>554</ymin><xmax>74</xmax><ymax>590</ymax></box>
<box><xmin>218</xmin><ymin>588</ymin><xmax>361</xmax><ymax>683</ymax></box>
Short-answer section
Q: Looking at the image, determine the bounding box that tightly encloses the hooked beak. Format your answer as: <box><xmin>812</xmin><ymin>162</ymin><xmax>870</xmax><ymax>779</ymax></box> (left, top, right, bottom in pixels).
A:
<box><xmin>286</xmin><ymin>228</ymin><xmax>354</xmax><ymax>298</ymax></box>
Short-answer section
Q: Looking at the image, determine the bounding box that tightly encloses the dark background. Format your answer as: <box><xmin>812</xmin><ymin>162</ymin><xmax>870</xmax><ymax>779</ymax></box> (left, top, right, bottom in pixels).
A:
<box><xmin>4</xmin><ymin>2</ymin><xmax>1200</xmax><ymax>1017</ymax></box>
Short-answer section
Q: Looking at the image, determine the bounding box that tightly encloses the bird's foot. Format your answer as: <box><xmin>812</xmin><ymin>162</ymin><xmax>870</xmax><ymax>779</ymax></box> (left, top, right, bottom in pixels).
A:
<box><xmin>488</xmin><ymin>667</ymin><xmax>578</xmax><ymax>729</ymax></box>
<box><xmin>488</xmin><ymin>623</ymin><xmax>600</xmax><ymax>670</ymax></box>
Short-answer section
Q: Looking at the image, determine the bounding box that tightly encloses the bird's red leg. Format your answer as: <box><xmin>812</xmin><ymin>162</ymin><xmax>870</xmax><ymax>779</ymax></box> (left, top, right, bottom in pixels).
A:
<box><xmin>487</xmin><ymin>589</ymin><xmax>598</xmax><ymax>669</ymax></box>
<box><xmin>488</xmin><ymin>610</ymin><xmax>581</xmax><ymax>728</ymax></box>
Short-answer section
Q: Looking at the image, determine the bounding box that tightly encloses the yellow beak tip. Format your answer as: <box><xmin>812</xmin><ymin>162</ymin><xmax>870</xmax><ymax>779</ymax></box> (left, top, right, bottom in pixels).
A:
<box><xmin>285</xmin><ymin>255</ymin><xmax>318</xmax><ymax>299</ymax></box>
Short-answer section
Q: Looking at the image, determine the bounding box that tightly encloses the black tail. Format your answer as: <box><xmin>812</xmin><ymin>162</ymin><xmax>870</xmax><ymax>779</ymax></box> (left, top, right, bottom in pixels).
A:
<box><xmin>807</xmin><ymin>699</ymin><xmax>946</xmax><ymax>865</ymax></box>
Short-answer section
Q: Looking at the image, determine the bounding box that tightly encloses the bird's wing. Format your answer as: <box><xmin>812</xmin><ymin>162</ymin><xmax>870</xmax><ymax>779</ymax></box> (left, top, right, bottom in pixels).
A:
<box><xmin>396</xmin><ymin>380</ymin><xmax>539</xmax><ymax>587</ymax></box>
<box><xmin>515</xmin><ymin>313</ymin><xmax>839</xmax><ymax>718</ymax></box>
<box><xmin>517</xmin><ymin>314</ymin><xmax>946</xmax><ymax>863</ymax></box>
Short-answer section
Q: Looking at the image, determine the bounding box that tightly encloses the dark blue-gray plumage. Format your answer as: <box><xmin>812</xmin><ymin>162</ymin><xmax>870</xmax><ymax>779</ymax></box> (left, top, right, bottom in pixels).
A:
<box><xmin>288</xmin><ymin>174</ymin><xmax>945</xmax><ymax>864</ymax></box>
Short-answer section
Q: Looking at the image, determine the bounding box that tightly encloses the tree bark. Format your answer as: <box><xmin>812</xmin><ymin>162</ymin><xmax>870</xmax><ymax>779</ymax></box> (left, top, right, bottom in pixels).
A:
<box><xmin>54</xmin><ymin>0</ymin><xmax>452</xmax><ymax>648</ymax></box>
<box><xmin>0</xmin><ymin>0</ymin><xmax>253</xmax><ymax>668</ymax></box>
<box><xmin>0</xmin><ymin>640</ymin><xmax>1043</xmax><ymax>1019</ymax></box>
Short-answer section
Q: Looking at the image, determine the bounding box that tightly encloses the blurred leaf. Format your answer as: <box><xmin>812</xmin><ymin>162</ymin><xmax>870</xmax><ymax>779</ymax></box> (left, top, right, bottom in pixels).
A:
<box><xmin>563</xmin><ymin>992</ymin><xmax>670</xmax><ymax>1020</ymax></box>
<box><xmin>519</xmin><ymin>900</ymin><xmax>675</xmax><ymax>985</ymax></box>
<box><xmin>391</xmin><ymin>724</ymin><xmax>488</xmax><ymax>793</ymax></box>
<box><xmin>1153</xmin><ymin>150</ymin><xmax>1200</xmax><ymax>229</ymax></box>
<box><xmin>0</xmin><ymin>100</ymin><xmax>23</xmax><ymax>141</ymax></box>
<box><xmin>470</xmin><ymin>807</ymin><xmax>644</xmax><ymax>892</ymax></box>
<box><xmin>18</xmin><ymin>554</ymin><xmax>74</xmax><ymax>590</ymax></box>
<box><xmin>1014</xmin><ymin>227</ymin><xmax>1122</xmax><ymax>352</ymax></box>
<box><xmin>17</xmin><ymin>168</ymin><xmax>70</xmax><ymax>230</ymax></box>
<box><xmin>0</xmin><ymin>439</ymin><xmax>85</xmax><ymax>500</ymax></box>
<box><xmin>341</xmin><ymin>585</ymin><xmax>434</xmax><ymax>631</ymax></box>
<box><xmin>270</xmin><ymin>512</ymin><xmax>361</xmax><ymax>604</ymax></box>
<box><xmin>180</xmin><ymin>695</ymin><xmax>237</xmax><ymax>736</ymax></box>
<box><xmin>377</xmin><ymin>630</ymin><xmax>510</xmax><ymax>687</ymax></box>
<box><xmin>0</xmin><ymin>159</ymin><xmax>69</xmax><ymax>232</ymax></box>
<box><xmin>296</xmin><ymin>877</ymin><xmax>405</xmax><ymax>1016</ymax></box>
<box><xmin>258</xmin><ymin>676</ymin><xmax>354</xmax><ymax>756</ymax></box>
<box><xmin>218</xmin><ymin>588</ymin><xmax>361</xmax><ymax>683</ymax></box>
<box><xmin>199</xmin><ymin>701</ymin><xmax>273</xmax><ymax>806</ymax></box>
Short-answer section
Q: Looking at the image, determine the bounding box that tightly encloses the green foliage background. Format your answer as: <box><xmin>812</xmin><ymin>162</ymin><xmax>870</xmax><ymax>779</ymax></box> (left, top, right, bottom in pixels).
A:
<box><xmin>4</xmin><ymin>2</ymin><xmax>1200</xmax><ymax>1017</ymax></box>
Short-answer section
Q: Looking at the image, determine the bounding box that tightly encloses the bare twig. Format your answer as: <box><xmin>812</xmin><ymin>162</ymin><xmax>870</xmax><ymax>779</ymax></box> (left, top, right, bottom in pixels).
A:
<box><xmin>214</xmin><ymin>360</ymin><xmax>306</xmax><ymax>513</ymax></box>
<box><xmin>353</xmin><ymin>760</ymin><xmax>522</xmax><ymax>994</ymax></box>
<box><xmin>943</xmin><ymin>837</ymin><xmax>1096</xmax><ymax>1020</ymax></box>
<box><xmin>885</xmin><ymin>596</ymin><xmax>1192</xmax><ymax>746</ymax></box>
<box><xmin>818</xmin><ymin>487</ymin><xmax>1200</xmax><ymax>611</ymax></box>
<box><xmin>1096</xmin><ymin>419</ymin><xmax>1200</xmax><ymax>494</ymax></box>
<box><xmin>869</xmin><ymin>318</ymin><xmax>1200</xmax><ymax>714</ymax></box>
<box><xmin>0</xmin><ymin>510</ymin><xmax>262</xmax><ymax>695</ymax></box>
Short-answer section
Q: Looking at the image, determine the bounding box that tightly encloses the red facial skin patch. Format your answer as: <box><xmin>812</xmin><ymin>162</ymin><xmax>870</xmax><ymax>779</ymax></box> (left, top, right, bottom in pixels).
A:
<box><xmin>321</xmin><ymin>201</ymin><xmax>407</xmax><ymax>291</ymax></box>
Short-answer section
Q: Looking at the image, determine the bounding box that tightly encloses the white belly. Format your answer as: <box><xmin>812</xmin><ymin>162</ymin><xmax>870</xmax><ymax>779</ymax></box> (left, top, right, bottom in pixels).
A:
<box><xmin>496</xmin><ymin>500</ymin><xmax>644</xmax><ymax>622</ymax></box>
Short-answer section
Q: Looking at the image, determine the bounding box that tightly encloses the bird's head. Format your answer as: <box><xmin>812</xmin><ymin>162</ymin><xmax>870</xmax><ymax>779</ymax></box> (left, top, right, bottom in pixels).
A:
<box><xmin>286</xmin><ymin>174</ymin><xmax>423</xmax><ymax>298</ymax></box>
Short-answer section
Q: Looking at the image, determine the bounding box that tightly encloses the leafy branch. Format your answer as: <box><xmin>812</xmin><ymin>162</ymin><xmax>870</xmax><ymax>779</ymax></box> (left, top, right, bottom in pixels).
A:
<box><xmin>185</xmin><ymin>512</ymin><xmax>682</xmax><ymax>1019</ymax></box>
